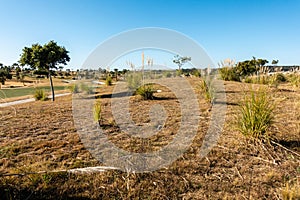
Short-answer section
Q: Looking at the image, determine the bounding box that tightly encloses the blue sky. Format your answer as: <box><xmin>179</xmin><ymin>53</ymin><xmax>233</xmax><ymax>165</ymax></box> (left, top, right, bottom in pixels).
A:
<box><xmin>0</xmin><ymin>0</ymin><xmax>300</xmax><ymax>70</ymax></box>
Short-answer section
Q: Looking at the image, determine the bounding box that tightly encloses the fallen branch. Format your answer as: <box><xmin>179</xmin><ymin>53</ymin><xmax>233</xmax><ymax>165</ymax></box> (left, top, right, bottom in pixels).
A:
<box><xmin>0</xmin><ymin>166</ymin><xmax>120</xmax><ymax>177</ymax></box>
<box><xmin>271</xmin><ymin>140</ymin><xmax>300</xmax><ymax>157</ymax></box>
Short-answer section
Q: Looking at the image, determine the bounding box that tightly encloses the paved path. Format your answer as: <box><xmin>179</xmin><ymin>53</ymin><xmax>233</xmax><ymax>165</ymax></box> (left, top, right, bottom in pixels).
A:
<box><xmin>0</xmin><ymin>93</ymin><xmax>71</xmax><ymax>108</ymax></box>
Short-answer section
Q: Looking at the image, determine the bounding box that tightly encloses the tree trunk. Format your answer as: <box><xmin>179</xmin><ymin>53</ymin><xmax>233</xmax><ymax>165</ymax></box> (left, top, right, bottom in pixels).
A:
<box><xmin>49</xmin><ymin>70</ymin><xmax>55</xmax><ymax>101</ymax></box>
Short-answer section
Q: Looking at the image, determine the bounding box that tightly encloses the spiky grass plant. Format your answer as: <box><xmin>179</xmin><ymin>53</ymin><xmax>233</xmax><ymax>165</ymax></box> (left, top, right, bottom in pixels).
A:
<box><xmin>281</xmin><ymin>179</ymin><xmax>300</xmax><ymax>200</ymax></box>
<box><xmin>34</xmin><ymin>89</ymin><xmax>48</xmax><ymax>101</ymax></box>
<box><xmin>198</xmin><ymin>78</ymin><xmax>215</xmax><ymax>105</ymax></box>
<box><xmin>93</xmin><ymin>100</ymin><xmax>102</xmax><ymax>124</ymax></box>
<box><xmin>126</xmin><ymin>72</ymin><xmax>142</xmax><ymax>90</ymax></box>
<box><xmin>136</xmin><ymin>84</ymin><xmax>154</xmax><ymax>100</ymax></box>
<box><xmin>237</xmin><ymin>87</ymin><xmax>274</xmax><ymax>139</ymax></box>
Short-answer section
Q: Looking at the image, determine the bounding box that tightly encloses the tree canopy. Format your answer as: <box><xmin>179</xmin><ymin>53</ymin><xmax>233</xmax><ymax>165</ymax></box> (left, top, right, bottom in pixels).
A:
<box><xmin>19</xmin><ymin>40</ymin><xmax>70</xmax><ymax>101</ymax></box>
<box><xmin>173</xmin><ymin>55</ymin><xmax>191</xmax><ymax>70</ymax></box>
<box><xmin>0</xmin><ymin>63</ymin><xmax>13</xmax><ymax>85</ymax></box>
<box><xmin>236</xmin><ymin>57</ymin><xmax>268</xmax><ymax>77</ymax></box>
<box><xmin>19</xmin><ymin>40</ymin><xmax>70</xmax><ymax>71</ymax></box>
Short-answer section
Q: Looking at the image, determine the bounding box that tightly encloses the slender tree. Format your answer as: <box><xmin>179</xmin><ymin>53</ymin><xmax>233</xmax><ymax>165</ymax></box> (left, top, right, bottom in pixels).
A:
<box><xmin>114</xmin><ymin>68</ymin><xmax>118</xmax><ymax>81</ymax></box>
<box><xmin>19</xmin><ymin>40</ymin><xmax>70</xmax><ymax>101</ymax></box>
<box><xmin>173</xmin><ymin>55</ymin><xmax>191</xmax><ymax>70</ymax></box>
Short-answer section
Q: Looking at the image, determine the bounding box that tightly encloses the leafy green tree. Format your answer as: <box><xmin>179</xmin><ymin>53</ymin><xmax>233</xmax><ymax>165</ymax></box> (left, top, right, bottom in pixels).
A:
<box><xmin>0</xmin><ymin>63</ymin><xmax>13</xmax><ymax>85</ymax></box>
<box><xmin>15</xmin><ymin>66</ymin><xmax>21</xmax><ymax>81</ymax></box>
<box><xmin>173</xmin><ymin>55</ymin><xmax>191</xmax><ymax>70</ymax></box>
<box><xmin>114</xmin><ymin>68</ymin><xmax>118</xmax><ymax>81</ymax></box>
<box><xmin>19</xmin><ymin>40</ymin><xmax>70</xmax><ymax>101</ymax></box>
<box><xmin>236</xmin><ymin>57</ymin><xmax>268</xmax><ymax>77</ymax></box>
<box><xmin>0</xmin><ymin>69</ymin><xmax>6</xmax><ymax>85</ymax></box>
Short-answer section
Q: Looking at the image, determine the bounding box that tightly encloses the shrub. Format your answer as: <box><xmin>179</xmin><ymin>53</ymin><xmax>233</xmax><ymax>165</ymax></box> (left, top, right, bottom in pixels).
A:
<box><xmin>237</xmin><ymin>87</ymin><xmax>274</xmax><ymax>139</ymax></box>
<box><xmin>93</xmin><ymin>100</ymin><xmax>101</xmax><ymax>124</ymax></box>
<box><xmin>275</xmin><ymin>73</ymin><xmax>287</xmax><ymax>82</ymax></box>
<box><xmin>34</xmin><ymin>89</ymin><xmax>48</xmax><ymax>101</ymax></box>
<box><xmin>136</xmin><ymin>84</ymin><xmax>154</xmax><ymax>100</ymax></box>
<box><xmin>219</xmin><ymin>67</ymin><xmax>240</xmax><ymax>82</ymax></box>
<box><xmin>198</xmin><ymin>78</ymin><xmax>215</xmax><ymax>105</ymax></box>
<box><xmin>192</xmin><ymin>69</ymin><xmax>201</xmax><ymax>77</ymax></box>
<box><xmin>105</xmin><ymin>76</ymin><xmax>112</xmax><ymax>86</ymax></box>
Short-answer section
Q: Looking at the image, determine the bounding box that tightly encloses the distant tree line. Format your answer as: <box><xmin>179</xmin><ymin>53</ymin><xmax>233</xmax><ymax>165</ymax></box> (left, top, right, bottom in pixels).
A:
<box><xmin>219</xmin><ymin>57</ymin><xmax>275</xmax><ymax>81</ymax></box>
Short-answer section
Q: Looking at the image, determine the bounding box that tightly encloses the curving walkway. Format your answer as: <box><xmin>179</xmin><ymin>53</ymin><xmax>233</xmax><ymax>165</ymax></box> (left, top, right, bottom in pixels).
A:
<box><xmin>0</xmin><ymin>93</ymin><xmax>71</xmax><ymax>108</ymax></box>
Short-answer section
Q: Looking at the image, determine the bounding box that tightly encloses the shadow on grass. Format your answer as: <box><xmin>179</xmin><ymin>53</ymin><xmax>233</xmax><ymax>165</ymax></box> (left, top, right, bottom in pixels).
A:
<box><xmin>0</xmin><ymin>186</ymin><xmax>91</xmax><ymax>200</ymax></box>
<box><xmin>214</xmin><ymin>101</ymin><xmax>239</xmax><ymax>106</ymax></box>
<box><xmin>277</xmin><ymin>140</ymin><xmax>300</xmax><ymax>149</ymax></box>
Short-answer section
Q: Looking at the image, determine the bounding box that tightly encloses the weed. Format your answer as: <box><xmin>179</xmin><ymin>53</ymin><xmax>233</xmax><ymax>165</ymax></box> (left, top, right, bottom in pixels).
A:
<box><xmin>34</xmin><ymin>89</ymin><xmax>48</xmax><ymax>101</ymax></box>
<box><xmin>237</xmin><ymin>87</ymin><xmax>275</xmax><ymax>139</ymax></box>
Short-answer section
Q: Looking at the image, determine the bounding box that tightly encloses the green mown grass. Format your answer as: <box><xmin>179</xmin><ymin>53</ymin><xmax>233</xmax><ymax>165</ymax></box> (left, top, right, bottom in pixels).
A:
<box><xmin>0</xmin><ymin>86</ymin><xmax>66</xmax><ymax>99</ymax></box>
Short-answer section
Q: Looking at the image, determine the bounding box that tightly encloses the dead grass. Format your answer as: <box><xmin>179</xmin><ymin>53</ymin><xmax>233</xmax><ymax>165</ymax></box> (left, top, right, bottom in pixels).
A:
<box><xmin>0</xmin><ymin>78</ymin><xmax>299</xmax><ymax>199</ymax></box>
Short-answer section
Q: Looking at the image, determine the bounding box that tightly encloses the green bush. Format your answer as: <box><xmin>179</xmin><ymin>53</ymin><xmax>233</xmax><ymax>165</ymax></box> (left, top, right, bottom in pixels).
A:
<box><xmin>237</xmin><ymin>88</ymin><xmax>274</xmax><ymax>139</ymax></box>
<box><xmin>192</xmin><ymin>69</ymin><xmax>201</xmax><ymax>77</ymax></box>
<box><xmin>219</xmin><ymin>67</ymin><xmax>240</xmax><ymax>82</ymax></box>
<box><xmin>34</xmin><ymin>89</ymin><xmax>48</xmax><ymax>101</ymax></box>
<box><xmin>275</xmin><ymin>73</ymin><xmax>287</xmax><ymax>82</ymax></box>
<box><xmin>105</xmin><ymin>76</ymin><xmax>112</xmax><ymax>86</ymax></box>
<box><xmin>136</xmin><ymin>84</ymin><xmax>154</xmax><ymax>100</ymax></box>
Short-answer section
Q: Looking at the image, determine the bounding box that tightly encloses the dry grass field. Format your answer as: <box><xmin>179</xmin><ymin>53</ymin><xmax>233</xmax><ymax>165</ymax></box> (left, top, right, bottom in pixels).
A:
<box><xmin>0</xmin><ymin>77</ymin><xmax>299</xmax><ymax>199</ymax></box>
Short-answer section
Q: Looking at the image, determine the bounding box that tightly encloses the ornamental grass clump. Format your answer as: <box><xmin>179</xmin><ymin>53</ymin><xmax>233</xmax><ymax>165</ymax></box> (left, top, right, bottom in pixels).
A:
<box><xmin>237</xmin><ymin>87</ymin><xmax>275</xmax><ymax>139</ymax></box>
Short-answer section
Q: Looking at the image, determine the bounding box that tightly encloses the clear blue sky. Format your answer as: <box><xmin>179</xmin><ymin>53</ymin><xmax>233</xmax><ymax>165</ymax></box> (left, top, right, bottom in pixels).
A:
<box><xmin>0</xmin><ymin>0</ymin><xmax>300</xmax><ymax>70</ymax></box>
